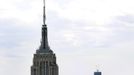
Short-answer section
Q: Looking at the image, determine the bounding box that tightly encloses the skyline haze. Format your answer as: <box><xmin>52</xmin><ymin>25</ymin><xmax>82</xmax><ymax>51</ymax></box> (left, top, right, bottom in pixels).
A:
<box><xmin>0</xmin><ymin>0</ymin><xmax>134</xmax><ymax>75</ymax></box>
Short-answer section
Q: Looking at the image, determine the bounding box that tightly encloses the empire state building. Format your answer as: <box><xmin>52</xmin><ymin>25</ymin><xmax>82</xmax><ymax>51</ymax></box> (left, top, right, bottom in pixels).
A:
<box><xmin>31</xmin><ymin>0</ymin><xmax>59</xmax><ymax>75</ymax></box>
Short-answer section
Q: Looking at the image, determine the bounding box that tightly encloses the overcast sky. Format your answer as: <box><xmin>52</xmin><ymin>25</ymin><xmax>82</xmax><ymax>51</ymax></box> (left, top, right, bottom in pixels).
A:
<box><xmin>0</xmin><ymin>0</ymin><xmax>134</xmax><ymax>75</ymax></box>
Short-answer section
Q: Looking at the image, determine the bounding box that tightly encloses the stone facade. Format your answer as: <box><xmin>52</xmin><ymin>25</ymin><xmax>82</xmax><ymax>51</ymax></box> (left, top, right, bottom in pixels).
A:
<box><xmin>31</xmin><ymin>52</ymin><xmax>58</xmax><ymax>75</ymax></box>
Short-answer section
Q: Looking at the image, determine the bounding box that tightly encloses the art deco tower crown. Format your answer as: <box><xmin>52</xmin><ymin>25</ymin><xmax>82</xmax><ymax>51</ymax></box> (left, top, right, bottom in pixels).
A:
<box><xmin>31</xmin><ymin>0</ymin><xmax>59</xmax><ymax>75</ymax></box>
<box><xmin>36</xmin><ymin>0</ymin><xmax>52</xmax><ymax>54</ymax></box>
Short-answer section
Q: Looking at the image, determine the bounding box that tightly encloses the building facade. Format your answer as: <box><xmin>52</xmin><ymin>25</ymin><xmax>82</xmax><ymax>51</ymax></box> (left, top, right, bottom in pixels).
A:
<box><xmin>31</xmin><ymin>0</ymin><xmax>58</xmax><ymax>75</ymax></box>
<box><xmin>94</xmin><ymin>70</ymin><xmax>102</xmax><ymax>75</ymax></box>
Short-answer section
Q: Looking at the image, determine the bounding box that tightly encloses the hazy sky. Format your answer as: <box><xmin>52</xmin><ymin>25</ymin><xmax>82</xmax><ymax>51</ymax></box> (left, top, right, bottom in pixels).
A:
<box><xmin>0</xmin><ymin>0</ymin><xmax>134</xmax><ymax>75</ymax></box>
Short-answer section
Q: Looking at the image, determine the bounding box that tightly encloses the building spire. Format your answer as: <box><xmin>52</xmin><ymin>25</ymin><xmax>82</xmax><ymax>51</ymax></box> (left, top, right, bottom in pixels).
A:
<box><xmin>40</xmin><ymin>25</ymin><xmax>50</xmax><ymax>49</ymax></box>
<box><xmin>43</xmin><ymin>0</ymin><xmax>46</xmax><ymax>25</ymax></box>
<box><xmin>36</xmin><ymin>0</ymin><xmax>53</xmax><ymax>53</ymax></box>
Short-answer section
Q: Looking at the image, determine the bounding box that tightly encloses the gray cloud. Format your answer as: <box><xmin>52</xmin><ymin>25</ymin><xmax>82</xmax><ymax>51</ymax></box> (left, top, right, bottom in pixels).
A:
<box><xmin>0</xmin><ymin>18</ymin><xmax>36</xmax><ymax>48</ymax></box>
